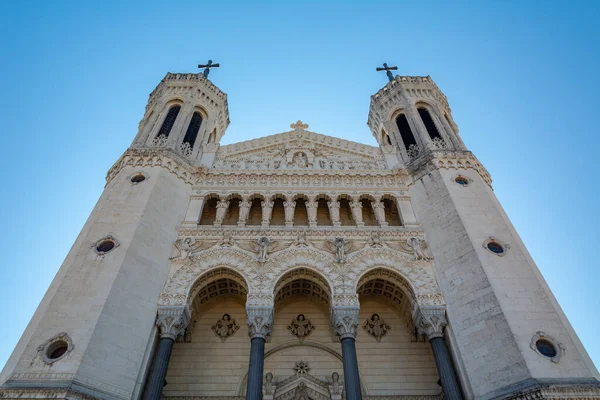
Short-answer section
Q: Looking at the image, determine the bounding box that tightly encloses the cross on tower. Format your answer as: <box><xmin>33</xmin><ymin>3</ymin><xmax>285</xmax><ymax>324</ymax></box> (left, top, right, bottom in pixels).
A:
<box><xmin>198</xmin><ymin>60</ymin><xmax>220</xmax><ymax>78</ymax></box>
<box><xmin>290</xmin><ymin>120</ymin><xmax>309</xmax><ymax>131</ymax></box>
<box><xmin>376</xmin><ymin>62</ymin><xmax>398</xmax><ymax>82</ymax></box>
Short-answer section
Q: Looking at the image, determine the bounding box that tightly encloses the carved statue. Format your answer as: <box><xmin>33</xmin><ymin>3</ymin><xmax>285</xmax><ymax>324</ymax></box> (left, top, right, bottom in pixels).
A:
<box><xmin>211</xmin><ymin>314</ymin><xmax>240</xmax><ymax>342</ymax></box>
<box><xmin>214</xmin><ymin>199</ymin><xmax>230</xmax><ymax>224</ymax></box>
<box><xmin>288</xmin><ymin>314</ymin><xmax>314</xmax><ymax>342</ymax></box>
<box><xmin>292</xmin><ymin>152</ymin><xmax>308</xmax><ymax>168</ymax></box>
<box><xmin>263</xmin><ymin>372</ymin><xmax>275</xmax><ymax>395</ymax></box>
<box><xmin>170</xmin><ymin>237</ymin><xmax>203</xmax><ymax>260</ymax></box>
<box><xmin>306</xmin><ymin>197</ymin><xmax>318</xmax><ymax>225</ymax></box>
<box><xmin>238</xmin><ymin>198</ymin><xmax>252</xmax><ymax>224</ymax></box>
<box><xmin>363</xmin><ymin>313</ymin><xmax>391</xmax><ymax>342</ymax></box>
<box><xmin>331</xmin><ymin>237</ymin><xmax>348</xmax><ymax>263</ymax></box>
<box><xmin>294</xmin><ymin>382</ymin><xmax>311</xmax><ymax>400</ymax></box>
<box><xmin>407</xmin><ymin>237</ymin><xmax>432</xmax><ymax>260</ymax></box>
<box><xmin>371</xmin><ymin>199</ymin><xmax>386</xmax><ymax>225</ymax></box>
<box><xmin>284</xmin><ymin>199</ymin><xmax>296</xmax><ymax>224</ymax></box>
<box><xmin>327</xmin><ymin>200</ymin><xmax>341</xmax><ymax>224</ymax></box>
<box><xmin>257</xmin><ymin>237</ymin><xmax>270</xmax><ymax>263</ymax></box>
<box><xmin>330</xmin><ymin>372</ymin><xmax>341</xmax><ymax>395</ymax></box>
<box><xmin>350</xmin><ymin>199</ymin><xmax>363</xmax><ymax>225</ymax></box>
<box><xmin>261</xmin><ymin>199</ymin><xmax>274</xmax><ymax>224</ymax></box>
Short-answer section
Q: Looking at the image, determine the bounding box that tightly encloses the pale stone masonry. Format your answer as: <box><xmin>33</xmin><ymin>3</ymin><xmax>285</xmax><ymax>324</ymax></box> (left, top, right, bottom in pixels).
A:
<box><xmin>0</xmin><ymin>72</ymin><xmax>598</xmax><ymax>400</ymax></box>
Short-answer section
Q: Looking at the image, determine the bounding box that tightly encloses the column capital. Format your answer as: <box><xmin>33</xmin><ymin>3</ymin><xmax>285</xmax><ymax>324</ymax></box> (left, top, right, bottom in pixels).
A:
<box><xmin>332</xmin><ymin>307</ymin><xmax>360</xmax><ymax>340</ymax></box>
<box><xmin>156</xmin><ymin>306</ymin><xmax>191</xmax><ymax>340</ymax></box>
<box><xmin>414</xmin><ymin>306</ymin><xmax>447</xmax><ymax>340</ymax></box>
<box><xmin>247</xmin><ymin>306</ymin><xmax>274</xmax><ymax>340</ymax></box>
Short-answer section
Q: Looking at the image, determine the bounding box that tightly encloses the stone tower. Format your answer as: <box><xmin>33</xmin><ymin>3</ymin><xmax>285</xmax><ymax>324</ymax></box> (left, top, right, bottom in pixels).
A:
<box><xmin>0</xmin><ymin>71</ymin><xmax>598</xmax><ymax>400</ymax></box>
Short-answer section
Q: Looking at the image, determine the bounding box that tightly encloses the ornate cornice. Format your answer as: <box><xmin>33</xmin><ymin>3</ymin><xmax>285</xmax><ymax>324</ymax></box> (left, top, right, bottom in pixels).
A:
<box><xmin>176</xmin><ymin>227</ymin><xmax>425</xmax><ymax>240</ymax></box>
<box><xmin>407</xmin><ymin>150</ymin><xmax>492</xmax><ymax>188</ymax></box>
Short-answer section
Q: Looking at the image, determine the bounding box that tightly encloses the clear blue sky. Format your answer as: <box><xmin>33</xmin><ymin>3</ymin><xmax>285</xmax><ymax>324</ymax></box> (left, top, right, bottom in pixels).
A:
<box><xmin>1</xmin><ymin>0</ymin><xmax>598</xmax><ymax>373</ymax></box>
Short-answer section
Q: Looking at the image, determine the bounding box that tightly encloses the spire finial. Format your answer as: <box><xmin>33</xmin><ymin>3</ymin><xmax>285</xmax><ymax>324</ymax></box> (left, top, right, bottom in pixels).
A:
<box><xmin>198</xmin><ymin>59</ymin><xmax>220</xmax><ymax>78</ymax></box>
<box><xmin>376</xmin><ymin>62</ymin><xmax>398</xmax><ymax>82</ymax></box>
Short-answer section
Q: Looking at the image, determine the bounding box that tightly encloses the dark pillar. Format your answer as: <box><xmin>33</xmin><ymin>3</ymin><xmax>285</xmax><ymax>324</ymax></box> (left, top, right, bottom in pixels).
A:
<box><xmin>341</xmin><ymin>337</ymin><xmax>363</xmax><ymax>400</ymax></box>
<box><xmin>143</xmin><ymin>338</ymin><xmax>174</xmax><ymax>400</ymax></box>
<box><xmin>245</xmin><ymin>337</ymin><xmax>266</xmax><ymax>400</ymax></box>
<box><xmin>430</xmin><ymin>336</ymin><xmax>462</xmax><ymax>400</ymax></box>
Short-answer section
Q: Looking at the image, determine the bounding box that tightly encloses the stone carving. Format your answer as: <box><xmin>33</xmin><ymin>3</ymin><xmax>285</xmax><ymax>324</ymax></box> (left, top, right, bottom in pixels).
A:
<box><xmin>371</xmin><ymin>199</ymin><xmax>387</xmax><ymax>226</ymax></box>
<box><xmin>150</xmin><ymin>134</ymin><xmax>168</xmax><ymax>148</ymax></box>
<box><xmin>284</xmin><ymin>196</ymin><xmax>296</xmax><ymax>225</ymax></box>
<box><xmin>329</xmin><ymin>372</ymin><xmax>341</xmax><ymax>396</ymax></box>
<box><xmin>176</xmin><ymin>327</ymin><xmax>193</xmax><ymax>343</ymax></box>
<box><xmin>179</xmin><ymin>141</ymin><xmax>193</xmax><ymax>157</ymax></box>
<box><xmin>327</xmin><ymin>199</ymin><xmax>341</xmax><ymax>226</ymax></box>
<box><xmin>293</xmin><ymin>152</ymin><xmax>308</xmax><ymax>168</ymax></box>
<box><xmin>288</xmin><ymin>314</ymin><xmax>315</xmax><ymax>342</ymax></box>
<box><xmin>211</xmin><ymin>313</ymin><xmax>240</xmax><ymax>342</ymax></box>
<box><xmin>368</xmin><ymin>233</ymin><xmax>385</xmax><ymax>248</ymax></box>
<box><xmin>363</xmin><ymin>313</ymin><xmax>391</xmax><ymax>342</ymax></box>
<box><xmin>294</xmin><ymin>361</ymin><xmax>310</xmax><ymax>375</ymax></box>
<box><xmin>350</xmin><ymin>198</ymin><xmax>363</xmax><ymax>226</ymax></box>
<box><xmin>332</xmin><ymin>307</ymin><xmax>360</xmax><ymax>339</ymax></box>
<box><xmin>430</xmin><ymin>136</ymin><xmax>449</xmax><ymax>150</ymax></box>
<box><xmin>238</xmin><ymin>197</ymin><xmax>252</xmax><ymax>225</ymax></box>
<box><xmin>292</xmin><ymin>231</ymin><xmax>310</xmax><ymax>248</ymax></box>
<box><xmin>156</xmin><ymin>306</ymin><xmax>190</xmax><ymax>340</ymax></box>
<box><xmin>218</xmin><ymin>232</ymin><xmax>235</xmax><ymax>247</ymax></box>
<box><xmin>329</xmin><ymin>237</ymin><xmax>350</xmax><ymax>263</ymax></box>
<box><xmin>170</xmin><ymin>237</ymin><xmax>203</xmax><ymax>260</ymax></box>
<box><xmin>214</xmin><ymin>198</ymin><xmax>230</xmax><ymax>225</ymax></box>
<box><xmin>247</xmin><ymin>307</ymin><xmax>273</xmax><ymax>339</ymax></box>
<box><xmin>414</xmin><ymin>307</ymin><xmax>447</xmax><ymax>339</ymax></box>
<box><xmin>257</xmin><ymin>237</ymin><xmax>271</xmax><ymax>263</ymax></box>
<box><xmin>264</xmin><ymin>372</ymin><xmax>275</xmax><ymax>396</ymax></box>
<box><xmin>261</xmin><ymin>198</ymin><xmax>274</xmax><ymax>226</ymax></box>
<box><xmin>306</xmin><ymin>195</ymin><xmax>318</xmax><ymax>226</ymax></box>
<box><xmin>405</xmin><ymin>237</ymin><xmax>432</xmax><ymax>260</ymax></box>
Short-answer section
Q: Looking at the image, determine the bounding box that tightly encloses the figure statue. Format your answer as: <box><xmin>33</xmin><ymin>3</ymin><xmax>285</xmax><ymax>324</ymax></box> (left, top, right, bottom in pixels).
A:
<box><xmin>288</xmin><ymin>314</ymin><xmax>315</xmax><ymax>342</ymax></box>
<box><xmin>257</xmin><ymin>237</ymin><xmax>270</xmax><ymax>263</ymax></box>
<box><xmin>407</xmin><ymin>237</ymin><xmax>432</xmax><ymax>260</ymax></box>
<box><xmin>363</xmin><ymin>313</ymin><xmax>391</xmax><ymax>342</ymax></box>
<box><xmin>238</xmin><ymin>198</ymin><xmax>252</xmax><ymax>224</ymax></box>
<box><xmin>284</xmin><ymin>198</ymin><xmax>296</xmax><ymax>224</ymax></box>
<box><xmin>332</xmin><ymin>237</ymin><xmax>347</xmax><ymax>263</ymax></box>
<box><xmin>293</xmin><ymin>152</ymin><xmax>308</xmax><ymax>168</ymax></box>
<box><xmin>350</xmin><ymin>199</ymin><xmax>363</xmax><ymax>225</ymax></box>
<box><xmin>371</xmin><ymin>199</ymin><xmax>386</xmax><ymax>225</ymax></box>
<box><xmin>263</xmin><ymin>372</ymin><xmax>275</xmax><ymax>396</ymax></box>
<box><xmin>170</xmin><ymin>237</ymin><xmax>203</xmax><ymax>260</ymax></box>
<box><xmin>211</xmin><ymin>314</ymin><xmax>240</xmax><ymax>342</ymax></box>
<box><xmin>214</xmin><ymin>199</ymin><xmax>230</xmax><ymax>225</ymax></box>
<box><xmin>261</xmin><ymin>199</ymin><xmax>274</xmax><ymax>225</ymax></box>
<box><xmin>331</xmin><ymin>372</ymin><xmax>341</xmax><ymax>395</ymax></box>
<box><xmin>306</xmin><ymin>197</ymin><xmax>318</xmax><ymax>225</ymax></box>
<box><xmin>327</xmin><ymin>200</ymin><xmax>341</xmax><ymax>225</ymax></box>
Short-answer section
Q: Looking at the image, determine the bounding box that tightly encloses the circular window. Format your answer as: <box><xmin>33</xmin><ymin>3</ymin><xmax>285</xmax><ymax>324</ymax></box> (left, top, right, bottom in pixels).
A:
<box><xmin>131</xmin><ymin>174</ymin><xmax>146</xmax><ymax>183</ymax></box>
<box><xmin>46</xmin><ymin>340</ymin><xmax>69</xmax><ymax>360</ymax></box>
<box><xmin>96</xmin><ymin>240</ymin><xmax>115</xmax><ymax>254</ymax></box>
<box><xmin>487</xmin><ymin>241</ymin><xmax>505</xmax><ymax>254</ymax></box>
<box><xmin>536</xmin><ymin>339</ymin><xmax>557</xmax><ymax>358</ymax></box>
<box><xmin>455</xmin><ymin>176</ymin><xmax>470</xmax><ymax>186</ymax></box>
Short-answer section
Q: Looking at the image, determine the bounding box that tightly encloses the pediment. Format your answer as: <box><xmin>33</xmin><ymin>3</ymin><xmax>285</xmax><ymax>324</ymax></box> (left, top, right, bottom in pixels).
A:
<box><xmin>214</xmin><ymin>124</ymin><xmax>387</xmax><ymax>171</ymax></box>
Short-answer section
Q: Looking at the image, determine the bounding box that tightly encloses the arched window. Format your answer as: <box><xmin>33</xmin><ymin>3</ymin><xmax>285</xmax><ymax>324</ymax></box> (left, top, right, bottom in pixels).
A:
<box><xmin>182</xmin><ymin>111</ymin><xmax>203</xmax><ymax>148</ymax></box>
<box><xmin>157</xmin><ymin>105</ymin><xmax>181</xmax><ymax>138</ymax></box>
<box><xmin>418</xmin><ymin>108</ymin><xmax>442</xmax><ymax>140</ymax></box>
<box><xmin>395</xmin><ymin>114</ymin><xmax>417</xmax><ymax>150</ymax></box>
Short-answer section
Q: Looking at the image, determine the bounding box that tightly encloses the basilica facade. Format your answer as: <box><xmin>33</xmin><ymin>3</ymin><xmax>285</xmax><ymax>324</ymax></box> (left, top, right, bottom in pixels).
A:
<box><xmin>1</xmin><ymin>71</ymin><xmax>598</xmax><ymax>400</ymax></box>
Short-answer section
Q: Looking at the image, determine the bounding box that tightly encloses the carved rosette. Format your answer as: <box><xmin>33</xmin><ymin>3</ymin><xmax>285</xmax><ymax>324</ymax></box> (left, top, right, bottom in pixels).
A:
<box><xmin>247</xmin><ymin>306</ymin><xmax>274</xmax><ymax>340</ymax></box>
<box><xmin>331</xmin><ymin>307</ymin><xmax>360</xmax><ymax>340</ymax></box>
<box><xmin>156</xmin><ymin>306</ymin><xmax>191</xmax><ymax>340</ymax></box>
<box><xmin>414</xmin><ymin>307</ymin><xmax>447</xmax><ymax>340</ymax></box>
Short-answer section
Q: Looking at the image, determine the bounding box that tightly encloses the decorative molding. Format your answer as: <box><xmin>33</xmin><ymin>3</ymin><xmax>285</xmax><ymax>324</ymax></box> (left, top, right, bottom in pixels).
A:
<box><xmin>247</xmin><ymin>306</ymin><xmax>274</xmax><ymax>339</ymax></box>
<box><xmin>156</xmin><ymin>306</ymin><xmax>191</xmax><ymax>340</ymax></box>
<box><xmin>331</xmin><ymin>307</ymin><xmax>360</xmax><ymax>339</ymax></box>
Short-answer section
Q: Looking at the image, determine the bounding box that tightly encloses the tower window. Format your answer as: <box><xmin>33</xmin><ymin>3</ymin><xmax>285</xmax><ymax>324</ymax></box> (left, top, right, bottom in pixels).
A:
<box><xmin>395</xmin><ymin>114</ymin><xmax>417</xmax><ymax>150</ymax></box>
<box><xmin>536</xmin><ymin>339</ymin><xmax>557</xmax><ymax>358</ymax></box>
<box><xmin>418</xmin><ymin>108</ymin><xmax>442</xmax><ymax>140</ymax></box>
<box><xmin>157</xmin><ymin>105</ymin><xmax>181</xmax><ymax>138</ymax></box>
<box><xmin>183</xmin><ymin>112</ymin><xmax>203</xmax><ymax>148</ymax></box>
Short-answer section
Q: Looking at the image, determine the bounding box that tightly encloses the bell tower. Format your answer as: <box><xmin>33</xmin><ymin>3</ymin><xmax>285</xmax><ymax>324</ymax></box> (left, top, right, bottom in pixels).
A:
<box><xmin>369</xmin><ymin>74</ymin><xmax>599</xmax><ymax>398</ymax></box>
<box><xmin>131</xmin><ymin>71</ymin><xmax>230</xmax><ymax>167</ymax></box>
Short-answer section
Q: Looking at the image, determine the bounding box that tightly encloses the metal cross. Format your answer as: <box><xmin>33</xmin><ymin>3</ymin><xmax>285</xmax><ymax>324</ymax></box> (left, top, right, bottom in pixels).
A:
<box><xmin>376</xmin><ymin>62</ymin><xmax>398</xmax><ymax>82</ymax></box>
<box><xmin>198</xmin><ymin>60</ymin><xmax>220</xmax><ymax>78</ymax></box>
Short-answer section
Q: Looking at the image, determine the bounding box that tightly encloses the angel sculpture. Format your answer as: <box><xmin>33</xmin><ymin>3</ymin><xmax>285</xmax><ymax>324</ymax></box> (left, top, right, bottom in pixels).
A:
<box><xmin>330</xmin><ymin>372</ymin><xmax>342</xmax><ymax>395</ymax></box>
<box><xmin>257</xmin><ymin>237</ymin><xmax>271</xmax><ymax>263</ymax></box>
<box><xmin>288</xmin><ymin>314</ymin><xmax>314</xmax><ymax>342</ymax></box>
<box><xmin>406</xmin><ymin>237</ymin><xmax>432</xmax><ymax>260</ymax></box>
<box><xmin>263</xmin><ymin>372</ymin><xmax>275</xmax><ymax>396</ymax></box>
<box><xmin>170</xmin><ymin>237</ymin><xmax>203</xmax><ymax>260</ymax></box>
<box><xmin>328</xmin><ymin>237</ymin><xmax>351</xmax><ymax>263</ymax></box>
<box><xmin>363</xmin><ymin>313</ymin><xmax>391</xmax><ymax>342</ymax></box>
<box><xmin>211</xmin><ymin>313</ymin><xmax>240</xmax><ymax>342</ymax></box>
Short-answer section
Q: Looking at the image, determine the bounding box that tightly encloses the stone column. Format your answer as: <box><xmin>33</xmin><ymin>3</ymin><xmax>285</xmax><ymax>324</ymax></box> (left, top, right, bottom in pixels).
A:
<box><xmin>327</xmin><ymin>197</ymin><xmax>341</xmax><ymax>228</ymax></box>
<box><xmin>415</xmin><ymin>307</ymin><xmax>461</xmax><ymax>400</ymax></box>
<box><xmin>283</xmin><ymin>195</ymin><xmax>296</xmax><ymax>228</ymax></box>
<box><xmin>306</xmin><ymin>194</ymin><xmax>318</xmax><ymax>227</ymax></box>
<box><xmin>349</xmin><ymin>197</ymin><xmax>364</xmax><ymax>227</ymax></box>
<box><xmin>214</xmin><ymin>196</ymin><xmax>229</xmax><ymax>227</ymax></box>
<box><xmin>143</xmin><ymin>307</ymin><xmax>190</xmax><ymax>400</ymax></box>
<box><xmin>332</xmin><ymin>307</ymin><xmax>362</xmax><ymax>400</ymax></box>
<box><xmin>246</xmin><ymin>307</ymin><xmax>273</xmax><ymax>400</ymax></box>
<box><xmin>238</xmin><ymin>195</ymin><xmax>252</xmax><ymax>227</ymax></box>
<box><xmin>370</xmin><ymin>197</ymin><xmax>388</xmax><ymax>227</ymax></box>
<box><xmin>261</xmin><ymin>197</ymin><xmax>274</xmax><ymax>228</ymax></box>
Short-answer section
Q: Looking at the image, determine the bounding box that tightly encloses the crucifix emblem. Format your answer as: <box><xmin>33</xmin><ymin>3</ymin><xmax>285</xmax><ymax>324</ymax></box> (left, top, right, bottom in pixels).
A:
<box><xmin>376</xmin><ymin>62</ymin><xmax>398</xmax><ymax>82</ymax></box>
<box><xmin>198</xmin><ymin>59</ymin><xmax>220</xmax><ymax>78</ymax></box>
<box><xmin>290</xmin><ymin>120</ymin><xmax>309</xmax><ymax>131</ymax></box>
